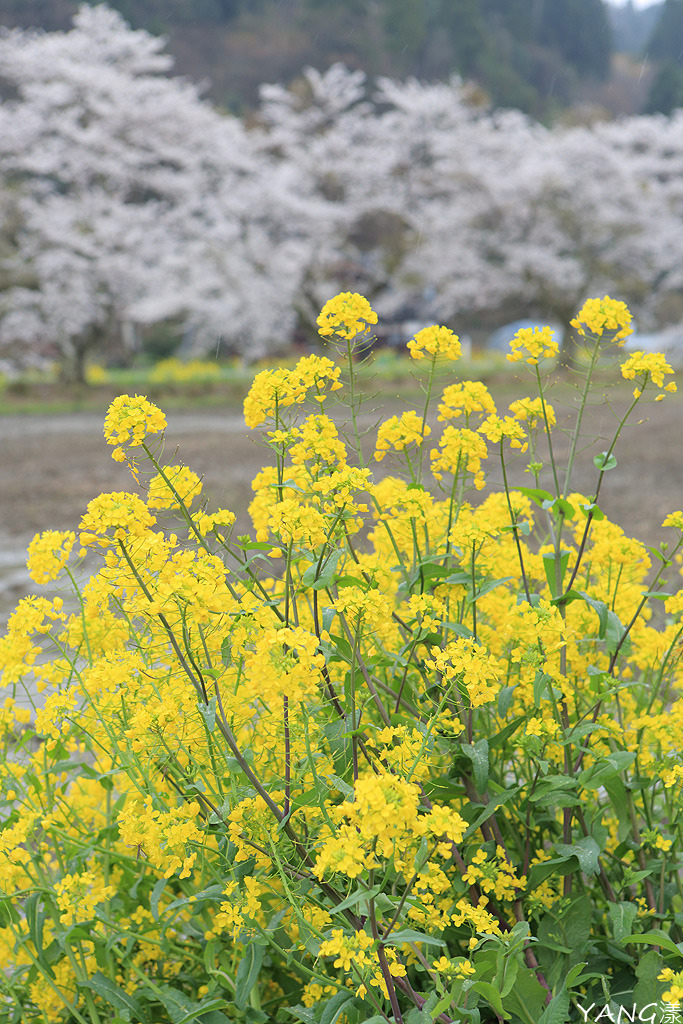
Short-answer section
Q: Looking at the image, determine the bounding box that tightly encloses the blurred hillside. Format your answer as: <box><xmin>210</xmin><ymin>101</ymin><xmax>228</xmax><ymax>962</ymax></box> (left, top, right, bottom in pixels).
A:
<box><xmin>1</xmin><ymin>0</ymin><xmax>675</xmax><ymax>118</ymax></box>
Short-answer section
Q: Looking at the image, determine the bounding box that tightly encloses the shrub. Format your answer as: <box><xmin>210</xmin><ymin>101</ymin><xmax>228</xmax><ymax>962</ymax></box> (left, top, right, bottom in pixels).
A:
<box><xmin>0</xmin><ymin>292</ymin><xmax>682</xmax><ymax>1024</ymax></box>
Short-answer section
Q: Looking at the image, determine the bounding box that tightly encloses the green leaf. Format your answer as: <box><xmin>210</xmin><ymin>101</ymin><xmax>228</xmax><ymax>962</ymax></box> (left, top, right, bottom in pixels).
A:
<box><xmin>594</xmin><ymin>451</ymin><xmax>617</xmax><ymax>471</ymax></box>
<box><xmin>461</xmin><ymin>738</ymin><xmax>489</xmax><ymax>793</ymax></box>
<box><xmin>235</xmin><ymin>941</ymin><xmax>266</xmax><ymax>1010</ymax></box>
<box><xmin>472</xmin><ymin>980</ymin><xmax>505</xmax><ymax>1018</ymax></box>
<box><xmin>576</xmin><ymin>591</ymin><xmax>608</xmax><ymax>637</ymax></box>
<box><xmin>541</xmin><ymin>497</ymin><xmax>576</xmax><ymax>521</ymax></box>
<box><xmin>87</xmin><ymin>974</ymin><xmax>148</xmax><ymax>1023</ymax></box>
<box><xmin>324</xmin><ymin>773</ymin><xmax>354</xmax><ymax>797</ymax></box>
<box><xmin>633</xmin><ymin>950</ymin><xmax>665</xmax><ymax>1007</ymax></box>
<box><xmin>579</xmin><ymin>751</ymin><xmax>636</xmax><ymax>790</ymax></box>
<box><xmin>537</xmin><ymin>989</ymin><xmax>570</xmax><ymax>1024</ymax></box>
<box><xmin>542</xmin><ymin>550</ymin><xmax>571</xmax><ymax>599</ymax></box>
<box><xmin>301</xmin><ymin>549</ymin><xmax>344</xmax><ymax>590</ymax></box>
<box><xmin>497</xmin><ymin>685</ymin><xmax>516</xmax><ymax>717</ymax></box>
<box><xmin>466</xmin><ymin>576</ymin><xmax>513</xmax><ymax>603</ymax></box>
<box><xmin>464</xmin><ymin>788</ymin><xmax>521</xmax><ymax>840</ymax></box>
<box><xmin>501</xmin><ymin>967</ymin><xmax>547</xmax><ymax>1023</ymax></box>
<box><xmin>320</xmin><ymin>991</ymin><xmax>359</xmax><ymax>1024</ymax></box>
<box><xmin>608</xmin><ymin>901</ymin><xmax>638</xmax><ymax>944</ymax></box>
<box><xmin>621</xmin><ymin>931</ymin><xmax>683</xmax><ymax>958</ymax></box>
<box><xmin>605</xmin><ymin>609</ymin><xmax>631</xmax><ymax>656</ymax></box>
<box><xmin>198</xmin><ymin>696</ymin><xmax>217</xmax><ymax>732</ymax></box>
<box><xmin>383</xmin><ymin>929</ymin><xmax>446</xmax><ymax>947</ymax></box>
<box><xmin>517</xmin><ymin>487</ymin><xmax>553</xmax><ymax>507</ymax></box>
<box><xmin>25</xmin><ymin>894</ymin><xmax>47</xmax><ymax>969</ymax></box>
<box><xmin>164</xmin><ymin>884</ymin><xmax>224</xmax><ymax>916</ymax></box>
<box><xmin>150</xmin><ymin>877</ymin><xmax>167</xmax><ymax>922</ymax></box>
<box><xmin>533</xmin><ymin>670</ymin><xmax>561</xmax><ymax>707</ymax></box>
<box><xmin>329</xmin><ymin>885</ymin><xmax>381</xmax><ymax>915</ymax></box>
<box><xmin>554</xmin><ymin>837</ymin><xmax>601</xmax><ymax>876</ymax></box>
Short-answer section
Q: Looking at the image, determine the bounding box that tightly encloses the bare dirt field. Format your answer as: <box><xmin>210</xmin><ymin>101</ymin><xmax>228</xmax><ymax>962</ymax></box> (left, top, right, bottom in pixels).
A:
<box><xmin>1</xmin><ymin>377</ymin><xmax>683</xmax><ymax>625</ymax></box>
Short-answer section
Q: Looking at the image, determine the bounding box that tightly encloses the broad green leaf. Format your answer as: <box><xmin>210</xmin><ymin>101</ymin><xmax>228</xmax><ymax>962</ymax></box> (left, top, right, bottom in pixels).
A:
<box><xmin>87</xmin><ymin>973</ymin><xmax>148</xmax><ymax>1023</ymax></box>
<box><xmin>542</xmin><ymin>550</ymin><xmax>571</xmax><ymax>599</ymax></box>
<box><xmin>633</xmin><ymin>950</ymin><xmax>665</xmax><ymax>1007</ymax></box>
<box><xmin>472</xmin><ymin>980</ymin><xmax>505</xmax><ymax>1018</ymax></box>
<box><xmin>621</xmin><ymin>931</ymin><xmax>683</xmax><ymax>957</ymax></box>
<box><xmin>537</xmin><ymin>989</ymin><xmax>570</xmax><ymax>1024</ymax></box>
<box><xmin>384</xmin><ymin>929</ymin><xmax>446</xmax><ymax>947</ymax></box>
<box><xmin>579</xmin><ymin>751</ymin><xmax>636</xmax><ymax>790</ymax></box>
<box><xmin>608</xmin><ymin>901</ymin><xmax>638</xmax><ymax>944</ymax></box>
<box><xmin>594</xmin><ymin>451</ymin><xmax>617</xmax><ymax>471</ymax></box>
<box><xmin>517</xmin><ymin>486</ymin><xmax>553</xmax><ymax>507</ymax></box>
<box><xmin>461</xmin><ymin>738</ymin><xmax>489</xmax><ymax>793</ymax></box>
<box><xmin>198</xmin><ymin>696</ymin><xmax>217</xmax><ymax>732</ymax></box>
<box><xmin>320</xmin><ymin>991</ymin><xmax>360</xmax><ymax>1024</ymax></box>
<box><xmin>150</xmin><ymin>877</ymin><xmax>167</xmax><ymax>922</ymax></box>
<box><xmin>464</xmin><ymin>788</ymin><xmax>521</xmax><ymax>840</ymax></box>
<box><xmin>466</xmin><ymin>576</ymin><xmax>513</xmax><ymax>603</ymax></box>
<box><xmin>541</xmin><ymin>497</ymin><xmax>576</xmax><ymax>521</ymax></box>
<box><xmin>301</xmin><ymin>549</ymin><xmax>344</xmax><ymax>589</ymax></box>
<box><xmin>235</xmin><ymin>941</ymin><xmax>266</xmax><ymax>1010</ymax></box>
<box><xmin>164</xmin><ymin>884</ymin><xmax>224</xmax><ymax>916</ymax></box>
<box><xmin>554</xmin><ymin>837</ymin><xmax>601</xmax><ymax>876</ymax></box>
<box><xmin>329</xmin><ymin>884</ymin><xmax>381</xmax><ymax>915</ymax></box>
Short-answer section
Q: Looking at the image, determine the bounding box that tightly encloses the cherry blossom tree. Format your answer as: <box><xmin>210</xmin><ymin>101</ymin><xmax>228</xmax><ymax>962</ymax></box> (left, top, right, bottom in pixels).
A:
<box><xmin>0</xmin><ymin>5</ymin><xmax>321</xmax><ymax>379</ymax></box>
<box><xmin>1</xmin><ymin>6</ymin><xmax>682</xmax><ymax>377</ymax></box>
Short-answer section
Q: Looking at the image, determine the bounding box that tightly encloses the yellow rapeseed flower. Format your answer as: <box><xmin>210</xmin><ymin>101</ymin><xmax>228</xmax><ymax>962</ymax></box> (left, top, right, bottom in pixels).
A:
<box><xmin>506</xmin><ymin>325</ymin><xmax>559</xmax><ymax>365</ymax></box>
<box><xmin>316</xmin><ymin>291</ymin><xmax>378</xmax><ymax>340</ymax></box>
<box><xmin>103</xmin><ymin>394</ymin><xmax>166</xmax><ymax>448</ymax></box>
<box><xmin>407</xmin><ymin>324</ymin><xmax>461</xmax><ymax>361</ymax></box>
<box><xmin>571</xmin><ymin>295</ymin><xmax>633</xmax><ymax>343</ymax></box>
<box><xmin>26</xmin><ymin>530</ymin><xmax>75</xmax><ymax>584</ymax></box>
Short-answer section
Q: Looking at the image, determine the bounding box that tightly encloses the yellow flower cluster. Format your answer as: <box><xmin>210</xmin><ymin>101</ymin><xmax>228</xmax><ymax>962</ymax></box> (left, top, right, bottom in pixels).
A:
<box><xmin>316</xmin><ymin>291</ymin><xmax>378</xmax><ymax>340</ymax></box>
<box><xmin>407</xmin><ymin>324</ymin><xmax>461</xmax><ymax>361</ymax></box>
<box><xmin>571</xmin><ymin>294</ymin><xmax>633</xmax><ymax>342</ymax></box>
<box><xmin>147</xmin><ymin>465</ymin><xmax>203</xmax><ymax>510</ymax></box>
<box><xmin>103</xmin><ymin>393</ymin><xmax>166</xmax><ymax>447</ymax></box>
<box><xmin>479</xmin><ymin>413</ymin><xmax>528</xmax><ymax>451</ymax></box>
<box><xmin>244</xmin><ymin>354</ymin><xmax>342</xmax><ymax>428</ymax></box>
<box><xmin>437</xmin><ymin>380</ymin><xmax>496</xmax><ymax>423</ymax></box>
<box><xmin>430</xmin><ymin>426</ymin><xmax>488</xmax><ymax>488</ymax></box>
<box><xmin>509</xmin><ymin>396</ymin><xmax>556</xmax><ymax>428</ymax></box>
<box><xmin>26</xmin><ymin>529</ymin><xmax>75</xmax><ymax>584</ymax></box>
<box><xmin>506</xmin><ymin>325</ymin><xmax>559</xmax><ymax>365</ymax></box>
<box><xmin>2</xmin><ymin>290</ymin><xmax>681</xmax><ymax>1023</ymax></box>
<box><xmin>621</xmin><ymin>350</ymin><xmax>677</xmax><ymax>400</ymax></box>
<box><xmin>374</xmin><ymin>410</ymin><xmax>430</xmax><ymax>462</ymax></box>
<box><xmin>426</xmin><ymin>637</ymin><xmax>501</xmax><ymax>708</ymax></box>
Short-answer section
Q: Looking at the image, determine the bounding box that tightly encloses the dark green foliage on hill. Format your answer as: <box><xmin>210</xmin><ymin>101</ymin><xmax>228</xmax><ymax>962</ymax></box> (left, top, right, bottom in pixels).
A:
<box><xmin>0</xmin><ymin>0</ymin><xmax>661</xmax><ymax>115</ymax></box>
<box><xmin>646</xmin><ymin>0</ymin><xmax>683</xmax><ymax>63</ymax></box>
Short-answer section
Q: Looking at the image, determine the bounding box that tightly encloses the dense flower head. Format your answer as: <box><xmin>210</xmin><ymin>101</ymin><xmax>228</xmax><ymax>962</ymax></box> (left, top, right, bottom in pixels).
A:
<box><xmin>79</xmin><ymin>491</ymin><xmax>156</xmax><ymax>547</ymax></box>
<box><xmin>26</xmin><ymin>530</ymin><xmax>75</xmax><ymax>584</ymax></box>
<box><xmin>506</xmin><ymin>325</ymin><xmax>559</xmax><ymax>365</ymax></box>
<box><xmin>426</xmin><ymin>637</ymin><xmax>501</xmax><ymax>708</ymax></box>
<box><xmin>103</xmin><ymin>394</ymin><xmax>166</xmax><ymax>448</ymax></box>
<box><xmin>509</xmin><ymin>396</ymin><xmax>556</xmax><ymax>428</ymax></box>
<box><xmin>147</xmin><ymin>465</ymin><xmax>203</xmax><ymax>510</ymax></box>
<box><xmin>437</xmin><ymin>381</ymin><xmax>496</xmax><ymax>423</ymax></box>
<box><xmin>571</xmin><ymin>295</ymin><xmax>633</xmax><ymax>343</ymax></box>
<box><xmin>621</xmin><ymin>350</ymin><xmax>676</xmax><ymax>397</ymax></box>
<box><xmin>375</xmin><ymin>410</ymin><xmax>430</xmax><ymax>462</ymax></box>
<box><xmin>478</xmin><ymin>414</ymin><xmax>528</xmax><ymax>451</ymax></box>
<box><xmin>316</xmin><ymin>291</ymin><xmax>378</xmax><ymax>340</ymax></box>
<box><xmin>430</xmin><ymin>426</ymin><xmax>487</xmax><ymax>488</ymax></box>
<box><xmin>407</xmin><ymin>324</ymin><xmax>461</xmax><ymax>361</ymax></box>
<box><xmin>243</xmin><ymin>355</ymin><xmax>342</xmax><ymax>429</ymax></box>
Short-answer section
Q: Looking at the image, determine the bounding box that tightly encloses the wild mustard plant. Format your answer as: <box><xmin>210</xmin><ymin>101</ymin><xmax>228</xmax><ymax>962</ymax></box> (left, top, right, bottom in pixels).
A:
<box><xmin>0</xmin><ymin>294</ymin><xmax>682</xmax><ymax>1024</ymax></box>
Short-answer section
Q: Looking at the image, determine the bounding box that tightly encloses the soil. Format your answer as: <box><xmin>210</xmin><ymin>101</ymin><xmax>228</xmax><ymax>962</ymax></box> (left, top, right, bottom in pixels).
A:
<box><xmin>1</xmin><ymin>380</ymin><xmax>683</xmax><ymax>622</ymax></box>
